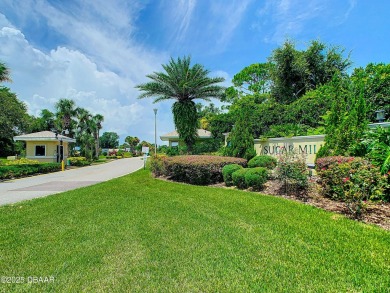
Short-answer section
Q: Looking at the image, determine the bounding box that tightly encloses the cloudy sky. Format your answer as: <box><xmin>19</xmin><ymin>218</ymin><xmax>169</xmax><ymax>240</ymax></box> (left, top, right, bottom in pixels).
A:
<box><xmin>1</xmin><ymin>0</ymin><xmax>389</xmax><ymax>144</ymax></box>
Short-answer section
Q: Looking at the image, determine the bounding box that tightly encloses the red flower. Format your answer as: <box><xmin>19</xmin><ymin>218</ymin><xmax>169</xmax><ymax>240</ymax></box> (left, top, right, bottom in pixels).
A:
<box><xmin>342</xmin><ymin>177</ymin><xmax>350</xmax><ymax>183</ymax></box>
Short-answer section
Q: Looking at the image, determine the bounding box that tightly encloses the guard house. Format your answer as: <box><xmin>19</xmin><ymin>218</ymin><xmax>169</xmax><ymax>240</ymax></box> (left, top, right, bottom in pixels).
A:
<box><xmin>160</xmin><ymin>129</ymin><xmax>212</xmax><ymax>147</ymax></box>
<box><xmin>13</xmin><ymin>131</ymin><xmax>76</xmax><ymax>163</ymax></box>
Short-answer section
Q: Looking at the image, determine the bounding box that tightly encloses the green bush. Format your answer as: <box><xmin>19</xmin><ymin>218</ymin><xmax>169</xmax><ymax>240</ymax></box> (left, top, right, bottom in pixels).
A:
<box><xmin>248</xmin><ymin>155</ymin><xmax>277</xmax><ymax>169</ymax></box>
<box><xmin>318</xmin><ymin>157</ymin><xmax>386</xmax><ymax>201</ymax></box>
<box><xmin>245</xmin><ymin>167</ymin><xmax>268</xmax><ymax>190</ymax></box>
<box><xmin>122</xmin><ymin>152</ymin><xmax>132</xmax><ymax>158</ymax></box>
<box><xmin>0</xmin><ymin>163</ymin><xmax>61</xmax><ymax>180</ymax></box>
<box><xmin>4</xmin><ymin>158</ymin><xmax>40</xmax><ymax>165</ymax></box>
<box><xmin>162</xmin><ymin>155</ymin><xmax>247</xmax><ymax>185</ymax></box>
<box><xmin>315</xmin><ymin>156</ymin><xmax>354</xmax><ymax>172</ymax></box>
<box><xmin>222</xmin><ymin>164</ymin><xmax>243</xmax><ymax>186</ymax></box>
<box><xmin>150</xmin><ymin>154</ymin><xmax>168</xmax><ymax>177</ymax></box>
<box><xmin>232</xmin><ymin>168</ymin><xmax>250</xmax><ymax>189</ymax></box>
<box><xmin>68</xmin><ymin>157</ymin><xmax>91</xmax><ymax>167</ymax></box>
<box><xmin>275</xmin><ymin>152</ymin><xmax>309</xmax><ymax>193</ymax></box>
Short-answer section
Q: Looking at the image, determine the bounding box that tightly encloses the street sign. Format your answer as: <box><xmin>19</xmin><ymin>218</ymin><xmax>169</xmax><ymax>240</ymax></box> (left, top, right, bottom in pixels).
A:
<box><xmin>142</xmin><ymin>146</ymin><xmax>149</xmax><ymax>154</ymax></box>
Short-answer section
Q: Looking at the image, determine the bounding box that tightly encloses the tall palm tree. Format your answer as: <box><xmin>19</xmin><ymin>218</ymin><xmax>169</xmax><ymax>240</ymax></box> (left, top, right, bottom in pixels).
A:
<box><xmin>76</xmin><ymin>108</ymin><xmax>93</xmax><ymax>160</ymax></box>
<box><xmin>92</xmin><ymin>114</ymin><xmax>104</xmax><ymax>159</ymax></box>
<box><xmin>0</xmin><ymin>62</ymin><xmax>11</xmax><ymax>83</ymax></box>
<box><xmin>55</xmin><ymin>99</ymin><xmax>77</xmax><ymax>136</ymax></box>
<box><xmin>136</xmin><ymin>56</ymin><xmax>225</xmax><ymax>152</ymax></box>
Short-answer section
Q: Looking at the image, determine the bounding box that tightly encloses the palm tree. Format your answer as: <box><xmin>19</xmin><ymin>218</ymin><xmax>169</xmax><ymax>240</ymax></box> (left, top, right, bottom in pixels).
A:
<box><xmin>76</xmin><ymin>108</ymin><xmax>93</xmax><ymax>160</ymax></box>
<box><xmin>55</xmin><ymin>99</ymin><xmax>77</xmax><ymax>136</ymax></box>
<box><xmin>92</xmin><ymin>114</ymin><xmax>104</xmax><ymax>159</ymax></box>
<box><xmin>0</xmin><ymin>62</ymin><xmax>11</xmax><ymax>83</ymax></box>
<box><xmin>136</xmin><ymin>56</ymin><xmax>225</xmax><ymax>152</ymax></box>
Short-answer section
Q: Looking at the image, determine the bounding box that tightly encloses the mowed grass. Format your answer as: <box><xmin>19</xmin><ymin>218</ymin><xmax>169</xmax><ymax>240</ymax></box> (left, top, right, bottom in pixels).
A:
<box><xmin>0</xmin><ymin>170</ymin><xmax>389</xmax><ymax>292</ymax></box>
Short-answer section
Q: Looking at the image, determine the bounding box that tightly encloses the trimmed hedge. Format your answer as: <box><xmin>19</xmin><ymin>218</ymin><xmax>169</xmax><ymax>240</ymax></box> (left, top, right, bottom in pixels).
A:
<box><xmin>161</xmin><ymin>155</ymin><xmax>247</xmax><ymax>185</ymax></box>
<box><xmin>0</xmin><ymin>163</ymin><xmax>61</xmax><ymax>180</ymax></box>
<box><xmin>245</xmin><ymin>167</ymin><xmax>268</xmax><ymax>190</ymax></box>
<box><xmin>248</xmin><ymin>155</ymin><xmax>277</xmax><ymax>169</ymax></box>
<box><xmin>222</xmin><ymin>164</ymin><xmax>243</xmax><ymax>186</ymax></box>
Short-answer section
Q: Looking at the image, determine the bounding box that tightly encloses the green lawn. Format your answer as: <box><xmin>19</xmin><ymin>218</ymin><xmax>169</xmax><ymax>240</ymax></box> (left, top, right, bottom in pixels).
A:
<box><xmin>0</xmin><ymin>170</ymin><xmax>389</xmax><ymax>292</ymax></box>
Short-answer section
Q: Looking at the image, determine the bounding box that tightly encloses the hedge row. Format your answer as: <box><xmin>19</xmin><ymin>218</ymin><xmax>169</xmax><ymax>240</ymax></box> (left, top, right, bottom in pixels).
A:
<box><xmin>68</xmin><ymin>157</ymin><xmax>91</xmax><ymax>166</ymax></box>
<box><xmin>0</xmin><ymin>163</ymin><xmax>62</xmax><ymax>180</ymax></box>
<box><xmin>151</xmin><ymin>155</ymin><xmax>247</xmax><ymax>185</ymax></box>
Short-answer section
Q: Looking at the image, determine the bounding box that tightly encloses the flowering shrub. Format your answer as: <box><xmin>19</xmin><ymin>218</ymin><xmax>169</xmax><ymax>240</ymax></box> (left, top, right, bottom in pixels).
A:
<box><xmin>68</xmin><ymin>157</ymin><xmax>90</xmax><ymax>166</ymax></box>
<box><xmin>315</xmin><ymin>156</ymin><xmax>355</xmax><ymax>172</ymax></box>
<box><xmin>317</xmin><ymin>157</ymin><xmax>387</xmax><ymax>218</ymax></box>
<box><xmin>150</xmin><ymin>154</ymin><xmax>168</xmax><ymax>177</ymax></box>
<box><xmin>222</xmin><ymin>164</ymin><xmax>243</xmax><ymax>186</ymax></box>
<box><xmin>245</xmin><ymin>167</ymin><xmax>268</xmax><ymax>190</ymax></box>
<box><xmin>4</xmin><ymin>158</ymin><xmax>40</xmax><ymax>165</ymax></box>
<box><xmin>275</xmin><ymin>152</ymin><xmax>308</xmax><ymax>194</ymax></box>
<box><xmin>248</xmin><ymin>155</ymin><xmax>277</xmax><ymax>169</ymax></box>
<box><xmin>232</xmin><ymin>168</ymin><xmax>250</xmax><ymax>189</ymax></box>
<box><xmin>161</xmin><ymin>155</ymin><xmax>247</xmax><ymax>185</ymax></box>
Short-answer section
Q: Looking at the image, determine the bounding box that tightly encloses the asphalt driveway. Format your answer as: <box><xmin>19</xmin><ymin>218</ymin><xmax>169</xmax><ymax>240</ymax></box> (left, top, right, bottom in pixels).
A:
<box><xmin>0</xmin><ymin>157</ymin><xmax>144</xmax><ymax>206</ymax></box>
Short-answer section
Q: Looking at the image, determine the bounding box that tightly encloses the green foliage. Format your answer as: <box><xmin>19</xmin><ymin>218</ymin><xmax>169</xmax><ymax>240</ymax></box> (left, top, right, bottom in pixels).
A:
<box><xmin>222</xmin><ymin>164</ymin><xmax>243</xmax><ymax>186</ymax></box>
<box><xmin>150</xmin><ymin>154</ymin><xmax>168</xmax><ymax>177</ymax></box>
<box><xmin>161</xmin><ymin>155</ymin><xmax>247</xmax><ymax>185</ymax></box>
<box><xmin>351</xmin><ymin>63</ymin><xmax>390</xmax><ymax>122</ymax></box>
<box><xmin>350</xmin><ymin>127</ymin><xmax>390</xmax><ymax>174</ymax></box>
<box><xmin>0</xmin><ymin>163</ymin><xmax>61</xmax><ymax>180</ymax></box>
<box><xmin>248</xmin><ymin>155</ymin><xmax>277</xmax><ymax>169</ymax></box>
<box><xmin>317</xmin><ymin>157</ymin><xmax>387</xmax><ymax>217</ymax></box>
<box><xmin>320</xmin><ymin>75</ymin><xmax>369</xmax><ymax>157</ymax></box>
<box><xmin>3</xmin><ymin>158</ymin><xmax>40</xmax><ymax>165</ymax></box>
<box><xmin>269</xmin><ymin>40</ymin><xmax>351</xmax><ymax>104</ymax></box>
<box><xmin>192</xmin><ymin>139</ymin><xmax>221</xmax><ymax>155</ymax></box>
<box><xmin>0</xmin><ymin>87</ymin><xmax>29</xmax><ymax>156</ymax></box>
<box><xmin>68</xmin><ymin>157</ymin><xmax>91</xmax><ymax>167</ymax></box>
<box><xmin>172</xmin><ymin>100</ymin><xmax>198</xmax><ymax>151</ymax></box>
<box><xmin>136</xmin><ymin>56</ymin><xmax>225</xmax><ymax>151</ymax></box>
<box><xmin>231</xmin><ymin>168</ymin><xmax>250</xmax><ymax>189</ymax></box>
<box><xmin>275</xmin><ymin>151</ymin><xmax>308</xmax><ymax>194</ymax></box>
<box><xmin>244</xmin><ymin>167</ymin><xmax>268</xmax><ymax>190</ymax></box>
<box><xmin>225</xmin><ymin>111</ymin><xmax>256</xmax><ymax>160</ymax></box>
<box><xmin>99</xmin><ymin>132</ymin><xmax>119</xmax><ymax>148</ymax></box>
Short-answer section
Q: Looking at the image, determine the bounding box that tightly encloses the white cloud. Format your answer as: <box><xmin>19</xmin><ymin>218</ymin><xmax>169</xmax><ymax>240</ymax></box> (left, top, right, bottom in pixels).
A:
<box><xmin>255</xmin><ymin>0</ymin><xmax>357</xmax><ymax>44</ymax></box>
<box><xmin>0</xmin><ymin>12</ymin><xmax>174</xmax><ymax>144</ymax></box>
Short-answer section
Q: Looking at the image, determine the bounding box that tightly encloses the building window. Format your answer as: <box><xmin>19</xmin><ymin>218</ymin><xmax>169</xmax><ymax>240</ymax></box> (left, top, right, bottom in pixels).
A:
<box><xmin>171</xmin><ymin>141</ymin><xmax>179</xmax><ymax>147</ymax></box>
<box><xmin>35</xmin><ymin>145</ymin><xmax>46</xmax><ymax>156</ymax></box>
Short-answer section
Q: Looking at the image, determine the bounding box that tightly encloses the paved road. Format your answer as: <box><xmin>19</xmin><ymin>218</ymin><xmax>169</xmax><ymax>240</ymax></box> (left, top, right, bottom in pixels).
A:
<box><xmin>0</xmin><ymin>157</ymin><xmax>144</xmax><ymax>206</ymax></box>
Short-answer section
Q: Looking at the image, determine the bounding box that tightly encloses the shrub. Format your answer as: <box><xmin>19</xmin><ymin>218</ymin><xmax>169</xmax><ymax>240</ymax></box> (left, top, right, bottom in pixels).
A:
<box><xmin>5</xmin><ymin>158</ymin><xmax>40</xmax><ymax>165</ymax></box>
<box><xmin>222</xmin><ymin>164</ymin><xmax>243</xmax><ymax>186</ymax></box>
<box><xmin>275</xmin><ymin>151</ymin><xmax>309</xmax><ymax>194</ymax></box>
<box><xmin>68</xmin><ymin>157</ymin><xmax>90</xmax><ymax>167</ymax></box>
<box><xmin>0</xmin><ymin>163</ymin><xmax>61</xmax><ymax>180</ymax></box>
<box><xmin>150</xmin><ymin>154</ymin><xmax>168</xmax><ymax>177</ymax></box>
<box><xmin>248</xmin><ymin>155</ymin><xmax>277</xmax><ymax>169</ymax></box>
<box><xmin>122</xmin><ymin>152</ymin><xmax>132</xmax><ymax>158</ymax></box>
<box><xmin>232</xmin><ymin>168</ymin><xmax>250</xmax><ymax>189</ymax></box>
<box><xmin>102</xmin><ymin>151</ymin><xmax>107</xmax><ymax>156</ymax></box>
<box><xmin>162</xmin><ymin>155</ymin><xmax>247</xmax><ymax>185</ymax></box>
<box><xmin>245</xmin><ymin>167</ymin><xmax>268</xmax><ymax>190</ymax></box>
<box><xmin>315</xmin><ymin>156</ymin><xmax>355</xmax><ymax>172</ymax></box>
<box><xmin>317</xmin><ymin>157</ymin><xmax>387</xmax><ymax>218</ymax></box>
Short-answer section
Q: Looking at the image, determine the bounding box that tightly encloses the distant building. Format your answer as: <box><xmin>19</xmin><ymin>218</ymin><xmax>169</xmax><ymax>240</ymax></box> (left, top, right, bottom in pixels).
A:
<box><xmin>13</xmin><ymin>131</ymin><xmax>75</xmax><ymax>163</ymax></box>
<box><xmin>160</xmin><ymin>129</ymin><xmax>212</xmax><ymax>147</ymax></box>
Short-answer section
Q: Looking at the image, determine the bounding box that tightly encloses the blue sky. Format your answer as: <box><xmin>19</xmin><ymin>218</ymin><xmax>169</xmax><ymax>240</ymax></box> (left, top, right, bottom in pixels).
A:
<box><xmin>1</xmin><ymin>0</ymin><xmax>389</xmax><ymax>144</ymax></box>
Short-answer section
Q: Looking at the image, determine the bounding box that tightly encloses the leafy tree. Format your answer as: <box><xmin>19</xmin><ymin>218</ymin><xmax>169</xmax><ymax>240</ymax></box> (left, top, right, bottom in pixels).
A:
<box><xmin>0</xmin><ymin>88</ymin><xmax>29</xmax><ymax>156</ymax></box>
<box><xmin>125</xmin><ymin>136</ymin><xmax>140</xmax><ymax>153</ymax></box>
<box><xmin>231</xmin><ymin>63</ymin><xmax>272</xmax><ymax>95</ymax></box>
<box><xmin>319</xmin><ymin>75</ymin><xmax>368</xmax><ymax>157</ymax></box>
<box><xmin>269</xmin><ymin>40</ymin><xmax>351</xmax><ymax>104</ymax></box>
<box><xmin>136</xmin><ymin>56</ymin><xmax>225</xmax><ymax>152</ymax></box>
<box><xmin>100</xmin><ymin>132</ymin><xmax>119</xmax><ymax>148</ymax></box>
<box><xmin>351</xmin><ymin>63</ymin><xmax>390</xmax><ymax>122</ymax></box>
<box><xmin>225</xmin><ymin>111</ymin><xmax>256</xmax><ymax>160</ymax></box>
<box><xmin>0</xmin><ymin>62</ymin><xmax>11</xmax><ymax>83</ymax></box>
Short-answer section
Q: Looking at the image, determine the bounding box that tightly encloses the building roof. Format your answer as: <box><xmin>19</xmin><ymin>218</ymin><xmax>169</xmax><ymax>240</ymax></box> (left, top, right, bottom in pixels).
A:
<box><xmin>160</xmin><ymin>129</ymin><xmax>212</xmax><ymax>141</ymax></box>
<box><xmin>13</xmin><ymin>131</ymin><xmax>76</xmax><ymax>143</ymax></box>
